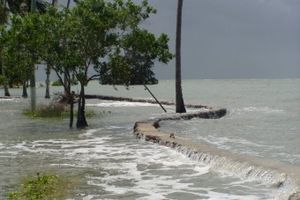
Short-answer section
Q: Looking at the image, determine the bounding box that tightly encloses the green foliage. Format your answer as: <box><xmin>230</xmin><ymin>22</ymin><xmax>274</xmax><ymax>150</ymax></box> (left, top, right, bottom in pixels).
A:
<box><xmin>8</xmin><ymin>173</ymin><xmax>72</xmax><ymax>200</ymax></box>
<box><xmin>23</xmin><ymin>103</ymin><xmax>100</xmax><ymax>119</ymax></box>
<box><xmin>0</xmin><ymin>14</ymin><xmax>41</xmax><ymax>89</ymax></box>
<box><xmin>1</xmin><ymin>0</ymin><xmax>173</xmax><ymax>127</ymax></box>
<box><xmin>51</xmin><ymin>79</ymin><xmax>78</xmax><ymax>86</ymax></box>
<box><xmin>0</xmin><ymin>74</ymin><xmax>5</xmax><ymax>85</ymax></box>
<box><xmin>0</xmin><ymin>0</ymin><xmax>8</xmax><ymax>25</ymax></box>
<box><xmin>23</xmin><ymin>103</ymin><xmax>67</xmax><ymax>118</ymax></box>
<box><xmin>51</xmin><ymin>80</ymin><xmax>63</xmax><ymax>87</ymax></box>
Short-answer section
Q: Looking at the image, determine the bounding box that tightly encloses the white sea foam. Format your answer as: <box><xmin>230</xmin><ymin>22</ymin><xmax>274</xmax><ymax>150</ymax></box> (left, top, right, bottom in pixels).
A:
<box><xmin>238</xmin><ymin>106</ymin><xmax>284</xmax><ymax>114</ymax></box>
<box><xmin>0</xmin><ymin>98</ymin><xmax>14</xmax><ymax>102</ymax></box>
<box><xmin>198</xmin><ymin>135</ymin><xmax>283</xmax><ymax>153</ymax></box>
<box><xmin>86</xmin><ymin>101</ymin><xmax>157</xmax><ymax>107</ymax></box>
<box><xmin>78</xmin><ymin>128</ymin><xmax>103</xmax><ymax>138</ymax></box>
<box><xmin>0</xmin><ymin>127</ymin><xmax>277</xmax><ymax>199</ymax></box>
<box><xmin>171</xmin><ymin>145</ymin><xmax>299</xmax><ymax>200</ymax></box>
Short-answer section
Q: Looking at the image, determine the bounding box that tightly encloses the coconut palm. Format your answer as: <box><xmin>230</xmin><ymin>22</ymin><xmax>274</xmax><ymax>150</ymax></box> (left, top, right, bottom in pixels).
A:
<box><xmin>175</xmin><ymin>0</ymin><xmax>186</xmax><ymax>113</ymax></box>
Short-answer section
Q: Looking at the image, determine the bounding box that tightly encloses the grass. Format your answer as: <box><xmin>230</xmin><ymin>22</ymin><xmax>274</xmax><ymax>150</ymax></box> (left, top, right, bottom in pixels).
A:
<box><xmin>23</xmin><ymin>103</ymin><xmax>107</xmax><ymax>119</ymax></box>
<box><xmin>52</xmin><ymin>79</ymin><xmax>78</xmax><ymax>86</ymax></box>
<box><xmin>23</xmin><ymin>103</ymin><xmax>67</xmax><ymax>119</ymax></box>
<box><xmin>8</xmin><ymin>173</ymin><xmax>74</xmax><ymax>200</ymax></box>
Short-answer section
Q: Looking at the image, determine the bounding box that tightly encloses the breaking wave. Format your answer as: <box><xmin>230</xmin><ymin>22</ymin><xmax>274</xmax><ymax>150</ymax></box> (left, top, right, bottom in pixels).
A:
<box><xmin>236</xmin><ymin>106</ymin><xmax>284</xmax><ymax>114</ymax></box>
<box><xmin>160</xmin><ymin>142</ymin><xmax>300</xmax><ymax>200</ymax></box>
<box><xmin>86</xmin><ymin>101</ymin><xmax>157</xmax><ymax>107</ymax></box>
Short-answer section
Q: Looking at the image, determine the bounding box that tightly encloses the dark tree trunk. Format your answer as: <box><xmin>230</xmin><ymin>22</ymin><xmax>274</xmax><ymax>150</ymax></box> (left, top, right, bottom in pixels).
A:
<box><xmin>1</xmin><ymin>67</ymin><xmax>10</xmax><ymax>96</ymax></box>
<box><xmin>67</xmin><ymin>0</ymin><xmax>71</xmax><ymax>8</ymax></box>
<box><xmin>64</xmin><ymin>70</ymin><xmax>70</xmax><ymax>96</ymax></box>
<box><xmin>76</xmin><ymin>84</ymin><xmax>88</xmax><ymax>128</ymax></box>
<box><xmin>175</xmin><ymin>0</ymin><xmax>186</xmax><ymax>113</ymax></box>
<box><xmin>29</xmin><ymin>64</ymin><xmax>36</xmax><ymax>111</ymax></box>
<box><xmin>22</xmin><ymin>81</ymin><xmax>28</xmax><ymax>98</ymax></box>
<box><xmin>69</xmin><ymin>91</ymin><xmax>74</xmax><ymax>128</ymax></box>
<box><xmin>4</xmin><ymin>84</ymin><xmax>10</xmax><ymax>96</ymax></box>
<box><xmin>45</xmin><ymin>64</ymin><xmax>50</xmax><ymax>99</ymax></box>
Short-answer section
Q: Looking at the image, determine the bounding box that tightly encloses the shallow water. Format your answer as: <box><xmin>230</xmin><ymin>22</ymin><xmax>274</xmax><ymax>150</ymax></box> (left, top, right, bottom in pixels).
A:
<box><xmin>0</xmin><ymin>79</ymin><xmax>299</xmax><ymax>199</ymax></box>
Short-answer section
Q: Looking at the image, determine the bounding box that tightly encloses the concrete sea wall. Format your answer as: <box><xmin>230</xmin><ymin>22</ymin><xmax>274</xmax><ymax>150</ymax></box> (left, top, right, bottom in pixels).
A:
<box><xmin>133</xmin><ymin>109</ymin><xmax>300</xmax><ymax>200</ymax></box>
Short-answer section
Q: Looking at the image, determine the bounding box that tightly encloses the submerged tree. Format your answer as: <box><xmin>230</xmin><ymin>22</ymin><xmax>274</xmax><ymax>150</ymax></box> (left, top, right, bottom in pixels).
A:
<box><xmin>66</xmin><ymin>0</ymin><xmax>172</xmax><ymax>128</ymax></box>
<box><xmin>4</xmin><ymin>0</ymin><xmax>172</xmax><ymax>128</ymax></box>
<box><xmin>175</xmin><ymin>0</ymin><xmax>186</xmax><ymax>113</ymax></box>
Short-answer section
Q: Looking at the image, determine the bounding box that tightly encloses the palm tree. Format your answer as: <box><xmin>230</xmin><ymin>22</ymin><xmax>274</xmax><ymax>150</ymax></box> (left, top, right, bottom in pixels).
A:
<box><xmin>175</xmin><ymin>0</ymin><xmax>186</xmax><ymax>113</ymax></box>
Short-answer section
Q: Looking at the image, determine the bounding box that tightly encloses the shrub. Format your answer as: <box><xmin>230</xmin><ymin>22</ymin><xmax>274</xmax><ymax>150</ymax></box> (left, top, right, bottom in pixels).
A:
<box><xmin>23</xmin><ymin>103</ymin><xmax>100</xmax><ymax>119</ymax></box>
<box><xmin>52</xmin><ymin>79</ymin><xmax>78</xmax><ymax>87</ymax></box>
<box><xmin>8</xmin><ymin>173</ymin><xmax>73</xmax><ymax>200</ymax></box>
<box><xmin>23</xmin><ymin>103</ymin><xmax>67</xmax><ymax>118</ymax></box>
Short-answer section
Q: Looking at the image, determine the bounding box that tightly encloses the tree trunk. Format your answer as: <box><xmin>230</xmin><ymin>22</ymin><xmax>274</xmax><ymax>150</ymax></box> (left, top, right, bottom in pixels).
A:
<box><xmin>67</xmin><ymin>0</ymin><xmax>71</xmax><ymax>8</ymax></box>
<box><xmin>175</xmin><ymin>0</ymin><xmax>186</xmax><ymax>113</ymax></box>
<box><xmin>45</xmin><ymin>64</ymin><xmax>50</xmax><ymax>99</ymax></box>
<box><xmin>30</xmin><ymin>66</ymin><xmax>36</xmax><ymax>111</ymax></box>
<box><xmin>69</xmin><ymin>91</ymin><xmax>74</xmax><ymax>128</ymax></box>
<box><xmin>1</xmin><ymin>67</ymin><xmax>10</xmax><ymax>96</ymax></box>
<box><xmin>30</xmin><ymin>1</ymin><xmax>36</xmax><ymax>111</ymax></box>
<box><xmin>4</xmin><ymin>83</ymin><xmax>10</xmax><ymax>96</ymax></box>
<box><xmin>63</xmin><ymin>70</ymin><xmax>70</xmax><ymax>96</ymax></box>
<box><xmin>76</xmin><ymin>83</ymin><xmax>88</xmax><ymax>128</ymax></box>
<box><xmin>22</xmin><ymin>80</ymin><xmax>28</xmax><ymax>98</ymax></box>
<box><xmin>51</xmin><ymin>0</ymin><xmax>57</xmax><ymax>6</ymax></box>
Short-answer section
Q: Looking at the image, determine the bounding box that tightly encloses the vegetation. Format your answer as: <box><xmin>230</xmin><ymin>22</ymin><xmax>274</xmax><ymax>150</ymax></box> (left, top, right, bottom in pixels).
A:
<box><xmin>8</xmin><ymin>173</ymin><xmax>73</xmax><ymax>200</ymax></box>
<box><xmin>23</xmin><ymin>103</ymin><xmax>67</xmax><ymax>118</ymax></box>
<box><xmin>1</xmin><ymin>0</ymin><xmax>173</xmax><ymax>128</ymax></box>
<box><xmin>51</xmin><ymin>79</ymin><xmax>78</xmax><ymax>87</ymax></box>
<box><xmin>23</xmin><ymin>103</ymin><xmax>99</xmax><ymax>119</ymax></box>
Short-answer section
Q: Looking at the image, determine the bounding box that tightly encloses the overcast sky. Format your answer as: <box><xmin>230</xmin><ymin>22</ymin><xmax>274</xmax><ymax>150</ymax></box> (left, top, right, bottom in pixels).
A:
<box><xmin>45</xmin><ymin>0</ymin><xmax>300</xmax><ymax>79</ymax></box>
<box><xmin>143</xmin><ymin>0</ymin><xmax>300</xmax><ymax>79</ymax></box>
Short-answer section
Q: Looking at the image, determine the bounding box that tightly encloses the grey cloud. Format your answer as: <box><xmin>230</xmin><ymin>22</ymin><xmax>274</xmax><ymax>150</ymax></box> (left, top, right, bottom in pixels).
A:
<box><xmin>146</xmin><ymin>0</ymin><xmax>300</xmax><ymax>79</ymax></box>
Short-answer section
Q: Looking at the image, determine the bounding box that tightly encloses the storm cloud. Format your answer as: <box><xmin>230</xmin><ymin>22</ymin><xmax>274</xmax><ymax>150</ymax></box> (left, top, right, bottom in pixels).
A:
<box><xmin>49</xmin><ymin>0</ymin><xmax>300</xmax><ymax>79</ymax></box>
<box><xmin>145</xmin><ymin>0</ymin><xmax>300</xmax><ymax>79</ymax></box>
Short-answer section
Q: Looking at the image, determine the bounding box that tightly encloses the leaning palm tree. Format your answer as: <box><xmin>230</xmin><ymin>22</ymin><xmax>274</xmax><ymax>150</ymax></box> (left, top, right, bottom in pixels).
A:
<box><xmin>175</xmin><ymin>0</ymin><xmax>186</xmax><ymax>113</ymax></box>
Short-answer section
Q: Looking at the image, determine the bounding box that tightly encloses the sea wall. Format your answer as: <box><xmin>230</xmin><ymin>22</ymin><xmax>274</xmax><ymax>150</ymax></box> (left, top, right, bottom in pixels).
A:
<box><xmin>85</xmin><ymin>94</ymin><xmax>210</xmax><ymax>109</ymax></box>
<box><xmin>85</xmin><ymin>94</ymin><xmax>300</xmax><ymax>199</ymax></box>
<box><xmin>133</xmin><ymin>109</ymin><xmax>300</xmax><ymax>200</ymax></box>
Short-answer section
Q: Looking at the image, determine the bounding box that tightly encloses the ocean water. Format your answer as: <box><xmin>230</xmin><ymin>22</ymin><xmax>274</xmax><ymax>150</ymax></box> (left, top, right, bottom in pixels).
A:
<box><xmin>0</xmin><ymin>79</ymin><xmax>299</xmax><ymax>199</ymax></box>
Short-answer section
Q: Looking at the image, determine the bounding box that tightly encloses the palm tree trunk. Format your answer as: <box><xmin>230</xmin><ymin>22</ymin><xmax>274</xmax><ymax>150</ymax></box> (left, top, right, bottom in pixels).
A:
<box><xmin>45</xmin><ymin>64</ymin><xmax>50</xmax><ymax>98</ymax></box>
<box><xmin>175</xmin><ymin>0</ymin><xmax>186</xmax><ymax>113</ymax></box>
<box><xmin>51</xmin><ymin>0</ymin><xmax>57</xmax><ymax>6</ymax></box>
<box><xmin>67</xmin><ymin>0</ymin><xmax>71</xmax><ymax>8</ymax></box>
<box><xmin>76</xmin><ymin>83</ymin><xmax>88</xmax><ymax>128</ymax></box>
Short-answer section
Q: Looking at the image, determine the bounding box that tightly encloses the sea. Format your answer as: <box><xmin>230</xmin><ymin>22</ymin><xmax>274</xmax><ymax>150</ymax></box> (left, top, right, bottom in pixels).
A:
<box><xmin>0</xmin><ymin>79</ymin><xmax>299</xmax><ymax>199</ymax></box>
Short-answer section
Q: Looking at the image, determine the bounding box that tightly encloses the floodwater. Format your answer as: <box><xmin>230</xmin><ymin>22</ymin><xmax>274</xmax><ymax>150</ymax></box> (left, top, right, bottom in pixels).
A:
<box><xmin>0</xmin><ymin>79</ymin><xmax>299</xmax><ymax>199</ymax></box>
